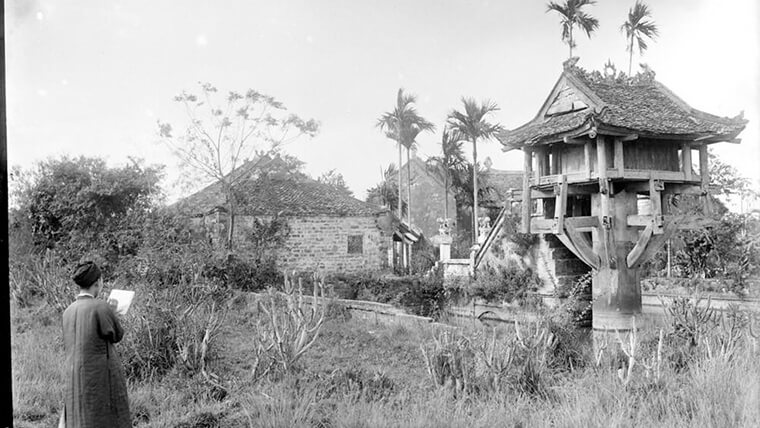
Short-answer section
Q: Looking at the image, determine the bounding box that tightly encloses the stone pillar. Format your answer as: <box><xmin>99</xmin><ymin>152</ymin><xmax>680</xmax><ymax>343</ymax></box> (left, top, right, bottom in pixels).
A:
<box><xmin>437</xmin><ymin>217</ymin><xmax>453</xmax><ymax>261</ymax></box>
<box><xmin>439</xmin><ymin>238</ymin><xmax>452</xmax><ymax>261</ymax></box>
<box><xmin>591</xmin><ymin>189</ymin><xmax>642</xmax><ymax>332</ymax></box>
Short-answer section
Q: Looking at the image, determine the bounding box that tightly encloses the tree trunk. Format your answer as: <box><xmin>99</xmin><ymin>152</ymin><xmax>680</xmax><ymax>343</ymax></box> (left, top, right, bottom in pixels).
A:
<box><xmin>398</xmin><ymin>143</ymin><xmax>403</xmax><ymax>220</ymax></box>
<box><xmin>444</xmin><ymin>174</ymin><xmax>449</xmax><ymax>222</ymax></box>
<box><xmin>628</xmin><ymin>37</ymin><xmax>634</xmax><ymax>76</ymax></box>
<box><xmin>407</xmin><ymin>147</ymin><xmax>412</xmax><ymax>274</ymax></box>
<box><xmin>226</xmin><ymin>186</ymin><xmax>236</xmax><ymax>250</ymax></box>
<box><xmin>472</xmin><ymin>138</ymin><xmax>478</xmax><ymax>244</ymax></box>
<box><xmin>407</xmin><ymin>147</ymin><xmax>412</xmax><ymax>227</ymax></box>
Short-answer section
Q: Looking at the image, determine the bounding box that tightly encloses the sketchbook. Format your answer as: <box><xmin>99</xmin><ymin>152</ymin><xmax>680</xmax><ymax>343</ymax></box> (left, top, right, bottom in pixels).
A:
<box><xmin>108</xmin><ymin>289</ymin><xmax>135</xmax><ymax>315</ymax></box>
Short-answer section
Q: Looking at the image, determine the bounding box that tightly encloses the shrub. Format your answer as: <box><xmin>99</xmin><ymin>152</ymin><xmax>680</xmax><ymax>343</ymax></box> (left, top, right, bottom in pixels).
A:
<box><xmin>9</xmin><ymin>250</ymin><xmax>75</xmax><ymax>313</ymax></box>
<box><xmin>118</xmin><ymin>214</ymin><xmax>233</xmax><ymax>384</ymax></box>
<box><xmin>395</xmin><ymin>268</ymin><xmax>447</xmax><ymax>318</ymax></box>
<box><xmin>250</xmin><ymin>274</ymin><xmax>328</xmax><ymax>380</ymax></box>
<box><xmin>469</xmin><ymin>264</ymin><xmax>540</xmax><ymax>304</ymax></box>
<box><xmin>204</xmin><ymin>255</ymin><xmax>283</xmax><ymax>292</ymax></box>
<box><xmin>422</xmin><ymin>320</ymin><xmax>566</xmax><ymax>399</ymax></box>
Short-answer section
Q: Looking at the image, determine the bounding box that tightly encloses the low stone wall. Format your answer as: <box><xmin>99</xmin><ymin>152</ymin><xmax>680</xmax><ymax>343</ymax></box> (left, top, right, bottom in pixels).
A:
<box><xmin>249</xmin><ymin>290</ymin><xmax>760</xmax><ymax>330</ymax></box>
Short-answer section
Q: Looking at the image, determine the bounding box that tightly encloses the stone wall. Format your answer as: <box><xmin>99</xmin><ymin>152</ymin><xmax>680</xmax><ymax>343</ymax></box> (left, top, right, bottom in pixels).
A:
<box><xmin>216</xmin><ymin>214</ymin><xmax>389</xmax><ymax>275</ymax></box>
<box><xmin>275</xmin><ymin>215</ymin><xmax>390</xmax><ymax>274</ymax></box>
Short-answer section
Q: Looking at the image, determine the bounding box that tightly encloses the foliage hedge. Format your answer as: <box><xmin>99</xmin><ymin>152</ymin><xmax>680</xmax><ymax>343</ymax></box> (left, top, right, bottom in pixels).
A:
<box><xmin>326</xmin><ymin>268</ymin><xmax>447</xmax><ymax>319</ymax></box>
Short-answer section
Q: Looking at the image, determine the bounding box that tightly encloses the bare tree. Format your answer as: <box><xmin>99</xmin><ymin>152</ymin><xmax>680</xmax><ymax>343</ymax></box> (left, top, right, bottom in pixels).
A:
<box><xmin>158</xmin><ymin>83</ymin><xmax>319</xmax><ymax>249</ymax></box>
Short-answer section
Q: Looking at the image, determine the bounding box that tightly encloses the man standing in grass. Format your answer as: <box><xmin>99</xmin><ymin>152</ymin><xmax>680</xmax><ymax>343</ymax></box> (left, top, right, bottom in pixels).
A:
<box><xmin>61</xmin><ymin>261</ymin><xmax>130</xmax><ymax>427</ymax></box>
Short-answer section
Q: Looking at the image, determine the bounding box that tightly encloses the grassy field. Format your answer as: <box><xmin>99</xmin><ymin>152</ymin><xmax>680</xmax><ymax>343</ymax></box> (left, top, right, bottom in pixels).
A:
<box><xmin>11</xmin><ymin>295</ymin><xmax>760</xmax><ymax>428</ymax></box>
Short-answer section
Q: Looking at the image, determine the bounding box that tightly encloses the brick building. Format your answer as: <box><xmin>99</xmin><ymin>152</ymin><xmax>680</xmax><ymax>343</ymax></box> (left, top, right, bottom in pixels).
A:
<box><xmin>172</xmin><ymin>157</ymin><xmax>396</xmax><ymax>275</ymax></box>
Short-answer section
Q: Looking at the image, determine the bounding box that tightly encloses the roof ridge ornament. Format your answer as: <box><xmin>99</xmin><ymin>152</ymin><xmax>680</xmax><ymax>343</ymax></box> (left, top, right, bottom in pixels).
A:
<box><xmin>563</xmin><ymin>56</ymin><xmax>580</xmax><ymax>70</ymax></box>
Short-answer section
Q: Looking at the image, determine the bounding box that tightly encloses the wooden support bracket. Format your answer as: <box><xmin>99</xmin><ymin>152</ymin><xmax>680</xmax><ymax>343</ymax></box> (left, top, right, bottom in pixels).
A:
<box><xmin>627</xmin><ymin>219</ymin><xmax>680</xmax><ymax>269</ymax></box>
<box><xmin>649</xmin><ymin>178</ymin><xmax>664</xmax><ymax>235</ymax></box>
<box><xmin>626</xmin><ymin>223</ymin><xmax>654</xmax><ymax>268</ymax></box>
<box><xmin>564</xmin><ymin>220</ymin><xmax>601</xmax><ymax>270</ymax></box>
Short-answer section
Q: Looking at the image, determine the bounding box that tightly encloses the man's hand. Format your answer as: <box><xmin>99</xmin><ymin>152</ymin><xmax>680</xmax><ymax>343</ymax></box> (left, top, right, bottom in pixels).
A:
<box><xmin>107</xmin><ymin>298</ymin><xmax>118</xmax><ymax>312</ymax></box>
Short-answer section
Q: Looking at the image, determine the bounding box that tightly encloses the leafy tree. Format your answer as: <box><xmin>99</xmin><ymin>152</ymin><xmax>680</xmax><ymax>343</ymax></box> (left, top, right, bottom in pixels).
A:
<box><xmin>11</xmin><ymin>156</ymin><xmax>163</xmax><ymax>275</ymax></box>
<box><xmin>620</xmin><ymin>1</ymin><xmax>659</xmax><ymax>76</ymax></box>
<box><xmin>366</xmin><ymin>164</ymin><xmax>404</xmax><ymax>215</ymax></box>
<box><xmin>450</xmin><ymin>163</ymin><xmax>496</xmax><ymax>210</ymax></box>
<box><xmin>317</xmin><ymin>169</ymin><xmax>354</xmax><ymax>197</ymax></box>
<box><xmin>708</xmin><ymin>149</ymin><xmax>754</xmax><ymax>199</ymax></box>
<box><xmin>425</xmin><ymin>129</ymin><xmax>467</xmax><ymax>222</ymax></box>
<box><xmin>158</xmin><ymin>82</ymin><xmax>319</xmax><ymax>249</ymax></box>
<box><xmin>376</xmin><ymin>88</ymin><xmax>435</xmax><ymax>225</ymax></box>
<box><xmin>446</xmin><ymin>98</ymin><xmax>503</xmax><ymax>241</ymax></box>
<box><xmin>546</xmin><ymin>0</ymin><xmax>600</xmax><ymax>59</ymax></box>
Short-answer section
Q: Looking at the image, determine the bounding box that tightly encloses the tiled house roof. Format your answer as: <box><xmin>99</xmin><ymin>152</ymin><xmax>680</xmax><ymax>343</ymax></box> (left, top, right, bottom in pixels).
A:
<box><xmin>171</xmin><ymin>158</ymin><xmax>383</xmax><ymax>218</ymax></box>
<box><xmin>499</xmin><ymin>64</ymin><xmax>747</xmax><ymax>149</ymax></box>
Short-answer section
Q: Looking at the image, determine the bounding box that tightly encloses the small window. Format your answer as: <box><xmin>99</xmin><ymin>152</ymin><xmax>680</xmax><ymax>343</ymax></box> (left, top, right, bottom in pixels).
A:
<box><xmin>347</xmin><ymin>235</ymin><xmax>363</xmax><ymax>254</ymax></box>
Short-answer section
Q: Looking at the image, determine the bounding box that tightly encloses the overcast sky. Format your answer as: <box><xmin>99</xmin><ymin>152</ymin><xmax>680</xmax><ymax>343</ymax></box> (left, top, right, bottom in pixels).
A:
<box><xmin>6</xmin><ymin>0</ymin><xmax>759</xmax><ymax>202</ymax></box>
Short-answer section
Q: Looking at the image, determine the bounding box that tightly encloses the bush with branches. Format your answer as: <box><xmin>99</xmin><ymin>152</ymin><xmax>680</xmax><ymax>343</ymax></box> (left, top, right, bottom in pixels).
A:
<box><xmin>250</xmin><ymin>273</ymin><xmax>328</xmax><ymax>382</ymax></box>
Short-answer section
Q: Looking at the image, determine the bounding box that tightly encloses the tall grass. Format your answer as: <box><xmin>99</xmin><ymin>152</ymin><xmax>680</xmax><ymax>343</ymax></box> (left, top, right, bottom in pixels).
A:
<box><xmin>11</xmin><ymin>304</ymin><xmax>66</xmax><ymax>426</ymax></box>
<box><xmin>11</xmin><ymin>294</ymin><xmax>760</xmax><ymax>427</ymax></box>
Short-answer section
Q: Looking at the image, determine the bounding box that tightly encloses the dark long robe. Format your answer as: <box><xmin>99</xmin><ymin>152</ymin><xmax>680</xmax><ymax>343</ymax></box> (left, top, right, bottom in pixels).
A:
<box><xmin>62</xmin><ymin>295</ymin><xmax>130</xmax><ymax>428</ymax></box>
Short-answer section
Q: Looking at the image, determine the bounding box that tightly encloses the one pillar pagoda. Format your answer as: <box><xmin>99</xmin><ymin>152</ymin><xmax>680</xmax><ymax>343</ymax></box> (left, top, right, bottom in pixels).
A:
<box><xmin>499</xmin><ymin>60</ymin><xmax>747</xmax><ymax>331</ymax></box>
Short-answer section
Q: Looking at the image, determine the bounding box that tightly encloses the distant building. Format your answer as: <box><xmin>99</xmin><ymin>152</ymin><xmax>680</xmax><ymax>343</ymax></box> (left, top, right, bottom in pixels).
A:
<box><xmin>395</xmin><ymin>152</ymin><xmax>522</xmax><ymax>247</ymax></box>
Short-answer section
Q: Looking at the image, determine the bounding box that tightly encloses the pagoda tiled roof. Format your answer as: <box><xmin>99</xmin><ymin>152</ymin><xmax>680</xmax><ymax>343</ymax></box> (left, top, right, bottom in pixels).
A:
<box><xmin>499</xmin><ymin>63</ymin><xmax>747</xmax><ymax>149</ymax></box>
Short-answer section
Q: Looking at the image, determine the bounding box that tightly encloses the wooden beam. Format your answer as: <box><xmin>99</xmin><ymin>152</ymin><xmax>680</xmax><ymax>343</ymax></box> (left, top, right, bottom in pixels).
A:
<box><xmin>682</xmin><ymin>142</ymin><xmax>693</xmax><ymax>181</ymax></box>
<box><xmin>649</xmin><ymin>178</ymin><xmax>664</xmax><ymax>234</ymax></box>
<box><xmin>699</xmin><ymin>145</ymin><xmax>709</xmax><ymax>190</ymax></box>
<box><xmin>596</xmin><ymin>135</ymin><xmax>610</xmax><ymax>219</ymax></box>
<box><xmin>563</xmin><ymin>136</ymin><xmax>586</xmax><ymax>145</ymax></box>
<box><xmin>699</xmin><ymin>145</ymin><xmax>711</xmax><ymax>216</ymax></box>
<box><xmin>565</xmin><ymin>216</ymin><xmax>600</xmax><ymax>229</ymax></box>
<box><xmin>584</xmin><ymin>141</ymin><xmax>592</xmax><ymax>179</ymax></box>
<box><xmin>620</xmin><ymin>134</ymin><xmax>639</xmax><ymax>142</ymax></box>
<box><xmin>614</xmin><ymin>137</ymin><xmax>624</xmax><ymax>177</ymax></box>
<box><xmin>530</xmin><ymin>217</ymin><xmax>556</xmax><ymax>233</ymax></box>
<box><xmin>627</xmin><ymin>214</ymin><xmax>717</xmax><ymax>230</ymax></box>
<box><xmin>564</xmin><ymin>220</ymin><xmax>601</xmax><ymax>269</ymax></box>
<box><xmin>535</xmin><ymin>146</ymin><xmax>546</xmax><ymax>177</ymax></box>
<box><xmin>550</xmin><ymin>145</ymin><xmax>561</xmax><ymax>175</ymax></box>
<box><xmin>521</xmin><ymin>149</ymin><xmax>532</xmax><ymax>234</ymax></box>
<box><xmin>626</xmin><ymin>223</ymin><xmax>654</xmax><ymax>268</ymax></box>
<box><xmin>554</xmin><ymin>175</ymin><xmax>567</xmax><ymax>234</ymax></box>
<box><xmin>596</xmin><ymin>136</ymin><xmax>607</xmax><ymax>180</ymax></box>
<box><xmin>626</xmin><ymin>182</ymin><xmax>702</xmax><ymax>194</ymax></box>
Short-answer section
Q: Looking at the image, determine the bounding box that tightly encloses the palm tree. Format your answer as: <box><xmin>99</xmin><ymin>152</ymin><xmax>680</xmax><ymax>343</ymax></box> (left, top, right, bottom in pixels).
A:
<box><xmin>546</xmin><ymin>0</ymin><xmax>600</xmax><ymax>59</ymax></box>
<box><xmin>620</xmin><ymin>1</ymin><xmax>659</xmax><ymax>76</ymax></box>
<box><xmin>446</xmin><ymin>98</ymin><xmax>503</xmax><ymax>242</ymax></box>
<box><xmin>426</xmin><ymin>129</ymin><xmax>466</xmax><ymax>223</ymax></box>
<box><xmin>366</xmin><ymin>163</ymin><xmax>403</xmax><ymax>215</ymax></box>
<box><xmin>376</xmin><ymin>89</ymin><xmax>435</xmax><ymax>226</ymax></box>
